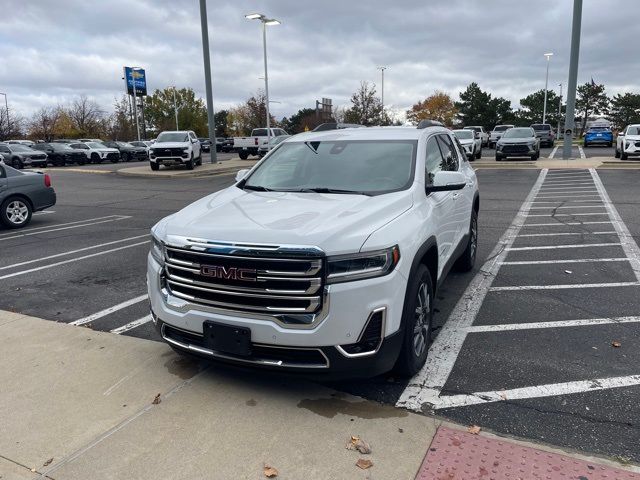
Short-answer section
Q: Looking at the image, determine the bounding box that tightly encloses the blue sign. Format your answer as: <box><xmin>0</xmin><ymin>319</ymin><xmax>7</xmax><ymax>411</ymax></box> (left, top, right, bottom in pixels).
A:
<box><xmin>123</xmin><ymin>67</ymin><xmax>147</xmax><ymax>96</ymax></box>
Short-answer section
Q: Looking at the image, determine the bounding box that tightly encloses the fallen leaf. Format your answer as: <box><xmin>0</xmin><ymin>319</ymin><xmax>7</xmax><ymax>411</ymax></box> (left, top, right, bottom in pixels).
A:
<box><xmin>468</xmin><ymin>425</ymin><xmax>481</xmax><ymax>435</ymax></box>
<box><xmin>152</xmin><ymin>393</ymin><xmax>161</xmax><ymax>405</ymax></box>
<box><xmin>30</xmin><ymin>468</ymin><xmax>37</xmax><ymax>473</ymax></box>
<box><xmin>356</xmin><ymin>459</ymin><xmax>373</xmax><ymax>470</ymax></box>
<box><xmin>43</xmin><ymin>458</ymin><xmax>53</xmax><ymax>467</ymax></box>
<box><xmin>263</xmin><ymin>465</ymin><xmax>278</xmax><ymax>478</ymax></box>
<box><xmin>346</xmin><ymin>436</ymin><xmax>371</xmax><ymax>454</ymax></box>
<box><xmin>612</xmin><ymin>341</ymin><xmax>621</xmax><ymax>348</ymax></box>
<box><xmin>498</xmin><ymin>391</ymin><xmax>507</xmax><ymax>400</ymax></box>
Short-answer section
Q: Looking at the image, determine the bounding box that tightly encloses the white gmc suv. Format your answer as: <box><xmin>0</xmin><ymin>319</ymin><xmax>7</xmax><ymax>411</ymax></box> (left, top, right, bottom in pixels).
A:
<box><xmin>147</xmin><ymin>122</ymin><xmax>479</xmax><ymax>378</ymax></box>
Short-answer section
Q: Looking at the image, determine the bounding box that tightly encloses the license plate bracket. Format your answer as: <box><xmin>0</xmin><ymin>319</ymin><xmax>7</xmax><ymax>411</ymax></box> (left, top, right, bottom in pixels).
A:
<box><xmin>203</xmin><ymin>321</ymin><xmax>252</xmax><ymax>357</ymax></box>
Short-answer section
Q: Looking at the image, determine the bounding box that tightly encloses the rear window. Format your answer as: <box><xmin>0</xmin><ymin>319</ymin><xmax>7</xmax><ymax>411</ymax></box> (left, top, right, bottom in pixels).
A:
<box><xmin>252</xmin><ymin>129</ymin><xmax>268</xmax><ymax>137</ymax></box>
<box><xmin>464</xmin><ymin>127</ymin><xmax>481</xmax><ymax>133</ymax></box>
<box><xmin>494</xmin><ymin>125</ymin><xmax>512</xmax><ymax>132</ymax></box>
<box><xmin>531</xmin><ymin>124</ymin><xmax>551</xmax><ymax>131</ymax></box>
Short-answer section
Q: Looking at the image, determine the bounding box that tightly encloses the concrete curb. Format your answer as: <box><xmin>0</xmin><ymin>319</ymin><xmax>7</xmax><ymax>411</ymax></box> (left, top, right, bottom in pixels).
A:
<box><xmin>116</xmin><ymin>159</ymin><xmax>259</xmax><ymax>179</ymax></box>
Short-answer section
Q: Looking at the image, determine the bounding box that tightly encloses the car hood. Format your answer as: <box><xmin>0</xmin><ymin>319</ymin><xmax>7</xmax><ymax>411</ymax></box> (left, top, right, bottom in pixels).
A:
<box><xmin>93</xmin><ymin>147</ymin><xmax>119</xmax><ymax>153</ymax></box>
<box><xmin>160</xmin><ymin>187</ymin><xmax>414</xmax><ymax>255</ymax></box>
<box><xmin>152</xmin><ymin>142</ymin><xmax>190</xmax><ymax>149</ymax></box>
<box><xmin>498</xmin><ymin>138</ymin><xmax>536</xmax><ymax>145</ymax></box>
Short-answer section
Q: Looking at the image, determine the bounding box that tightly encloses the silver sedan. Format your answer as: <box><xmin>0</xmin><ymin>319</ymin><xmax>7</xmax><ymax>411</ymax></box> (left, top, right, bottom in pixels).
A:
<box><xmin>0</xmin><ymin>163</ymin><xmax>56</xmax><ymax>228</ymax></box>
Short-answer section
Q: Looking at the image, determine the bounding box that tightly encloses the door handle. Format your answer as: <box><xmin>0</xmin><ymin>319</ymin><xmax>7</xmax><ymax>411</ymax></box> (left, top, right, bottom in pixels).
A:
<box><xmin>452</xmin><ymin>193</ymin><xmax>460</xmax><ymax>200</ymax></box>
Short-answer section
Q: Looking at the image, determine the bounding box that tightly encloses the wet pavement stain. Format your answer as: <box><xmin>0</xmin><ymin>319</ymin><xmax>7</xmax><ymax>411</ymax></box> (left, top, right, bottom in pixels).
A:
<box><xmin>246</xmin><ymin>399</ymin><xmax>257</xmax><ymax>406</ymax></box>
<box><xmin>298</xmin><ymin>397</ymin><xmax>408</xmax><ymax>419</ymax></box>
<box><xmin>164</xmin><ymin>356</ymin><xmax>200</xmax><ymax>380</ymax></box>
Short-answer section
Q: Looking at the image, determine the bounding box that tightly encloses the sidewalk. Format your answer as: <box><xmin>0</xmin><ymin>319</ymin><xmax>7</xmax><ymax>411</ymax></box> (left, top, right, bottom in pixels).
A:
<box><xmin>1</xmin><ymin>311</ymin><xmax>639</xmax><ymax>479</ymax></box>
<box><xmin>117</xmin><ymin>157</ymin><xmax>258</xmax><ymax>178</ymax></box>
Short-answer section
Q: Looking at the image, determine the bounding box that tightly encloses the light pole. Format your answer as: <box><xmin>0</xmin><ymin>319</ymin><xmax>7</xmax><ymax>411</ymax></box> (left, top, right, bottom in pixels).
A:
<box><xmin>0</xmin><ymin>92</ymin><xmax>10</xmax><ymax>137</ymax></box>
<box><xmin>542</xmin><ymin>52</ymin><xmax>553</xmax><ymax>124</ymax></box>
<box><xmin>246</xmin><ymin>13</ymin><xmax>280</xmax><ymax>145</ymax></box>
<box><xmin>172</xmin><ymin>86</ymin><xmax>179</xmax><ymax>130</ymax></box>
<box><xmin>199</xmin><ymin>0</ymin><xmax>218</xmax><ymax>163</ymax></box>
<box><xmin>557</xmin><ymin>83</ymin><xmax>563</xmax><ymax>139</ymax></box>
<box><xmin>377</xmin><ymin>66</ymin><xmax>387</xmax><ymax>124</ymax></box>
<box><xmin>563</xmin><ymin>0</ymin><xmax>583</xmax><ymax>160</ymax></box>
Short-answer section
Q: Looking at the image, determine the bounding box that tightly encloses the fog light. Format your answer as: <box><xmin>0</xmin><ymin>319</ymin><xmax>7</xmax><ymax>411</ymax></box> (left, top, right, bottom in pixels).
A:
<box><xmin>337</xmin><ymin>308</ymin><xmax>385</xmax><ymax>357</ymax></box>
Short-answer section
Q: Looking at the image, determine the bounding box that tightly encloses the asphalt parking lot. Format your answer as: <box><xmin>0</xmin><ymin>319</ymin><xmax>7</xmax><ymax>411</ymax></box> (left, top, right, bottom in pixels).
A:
<box><xmin>2</xmin><ymin>165</ymin><xmax>640</xmax><ymax>464</ymax></box>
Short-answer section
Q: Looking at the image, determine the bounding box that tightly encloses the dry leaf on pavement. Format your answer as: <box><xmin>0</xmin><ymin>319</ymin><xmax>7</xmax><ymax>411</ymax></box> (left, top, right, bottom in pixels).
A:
<box><xmin>152</xmin><ymin>393</ymin><xmax>161</xmax><ymax>404</ymax></box>
<box><xmin>356</xmin><ymin>459</ymin><xmax>374</xmax><ymax>470</ymax></box>
<box><xmin>346</xmin><ymin>435</ymin><xmax>371</xmax><ymax>454</ymax></box>
<box><xmin>468</xmin><ymin>425</ymin><xmax>481</xmax><ymax>434</ymax></box>
<box><xmin>43</xmin><ymin>458</ymin><xmax>53</xmax><ymax>467</ymax></box>
<box><xmin>263</xmin><ymin>465</ymin><xmax>279</xmax><ymax>478</ymax></box>
<box><xmin>612</xmin><ymin>341</ymin><xmax>622</xmax><ymax>348</ymax></box>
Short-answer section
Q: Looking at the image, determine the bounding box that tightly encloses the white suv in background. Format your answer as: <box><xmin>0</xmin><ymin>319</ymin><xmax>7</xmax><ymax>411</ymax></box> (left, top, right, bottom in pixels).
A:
<box><xmin>147</xmin><ymin>122</ymin><xmax>479</xmax><ymax>378</ymax></box>
<box><xmin>489</xmin><ymin>124</ymin><xmax>515</xmax><ymax>148</ymax></box>
<box><xmin>463</xmin><ymin>126</ymin><xmax>489</xmax><ymax>147</ymax></box>
<box><xmin>149</xmin><ymin>131</ymin><xmax>202</xmax><ymax>171</ymax></box>
<box><xmin>454</xmin><ymin>129</ymin><xmax>482</xmax><ymax>160</ymax></box>
<box><xmin>616</xmin><ymin>124</ymin><xmax>640</xmax><ymax>160</ymax></box>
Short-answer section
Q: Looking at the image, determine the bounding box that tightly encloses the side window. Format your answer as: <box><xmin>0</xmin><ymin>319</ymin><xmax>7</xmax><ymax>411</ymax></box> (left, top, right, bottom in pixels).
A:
<box><xmin>189</xmin><ymin>132</ymin><xmax>196</xmax><ymax>140</ymax></box>
<box><xmin>0</xmin><ymin>146</ymin><xmax>10</xmax><ymax>154</ymax></box>
<box><xmin>436</xmin><ymin>134</ymin><xmax>459</xmax><ymax>171</ymax></box>
<box><xmin>0</xmin><ymin>165</ymin><xmax>5</xmax><ymax>177</ymax></box>
<box><xmin>453</xmin><ymin>138</ymin><xmax>468</xmax><ymax>163</ymax></box>
<box><xmin>425</xmin><ymin>136</ymin><xmax>445</xmax><ymax>185</ymax></box>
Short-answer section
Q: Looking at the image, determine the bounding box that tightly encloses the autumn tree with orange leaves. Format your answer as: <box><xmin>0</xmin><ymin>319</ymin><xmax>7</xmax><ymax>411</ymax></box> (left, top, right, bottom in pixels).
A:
<box><xmin>406</xmin><ymin>92</ymin><xmax>458</xmax><ymax>127</ymax></box>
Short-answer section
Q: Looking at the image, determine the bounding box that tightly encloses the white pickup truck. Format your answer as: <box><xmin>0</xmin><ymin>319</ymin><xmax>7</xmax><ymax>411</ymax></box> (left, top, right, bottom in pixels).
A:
<box><xmin>233</xmin><ymin>128</ymin><xmax>289</xmax><ymax>160</ymax></box>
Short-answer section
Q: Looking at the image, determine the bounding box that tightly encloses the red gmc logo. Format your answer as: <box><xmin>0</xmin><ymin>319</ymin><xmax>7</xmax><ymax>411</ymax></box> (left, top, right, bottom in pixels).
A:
<box><xmin>200</xmin><ymin>265</ymin><xmax>257</xmax><ymax>282</ymax></box>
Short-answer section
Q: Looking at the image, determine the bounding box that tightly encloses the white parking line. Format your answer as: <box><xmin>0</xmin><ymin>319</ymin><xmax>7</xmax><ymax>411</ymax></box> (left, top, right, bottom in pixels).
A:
<box><xmin>0</xmin><ymin>215</ymin><xmax>126</xmax><ymax>238</ymax></box>
<box><xmin>0</xmin><ymin>234</ymin><xmax>149</xmax><ymax>271</ymax></box>
<box><xmin>434</xmin><ymin>375</ymin><xmax>640</xmax><ymax>410</ymax></box>
<box><xmin>540</xmin><ymin>182</ymin><xmax>595</xmax><ymax>187</ymax></box>
<box><xmin>396</xmin><ymin>169</ymin><xmax>548</xmax><ymax>411</ymax></box>
<box><xmin>0</xmin><ymin>241</ymin><xmax>149</xmax><ymax>280</ymax></box>
<box><xmin>591</xmin><ymin>168</ymin><xmax>640</xmax><ymax>282</ymax></box>
<box><xmin>536</xmin><ymin>190</ymin><xmax>598</xmax><ymax>194</ymax></box>
<box><xmin>506</xmin><ymin>243</ymin><xmax>621</xmax><ymax>251</ymax></box>
<box><xmin>70</xmin><ymin>294</ymin><xmax>149</xmax><ymax>326</ymax></box>
<box><xmin>0</xmin><ymin>216</ymin><xmax>131</xmax><ymax>241</ymax></box>
<box><xmin>578</xmin><ymin>146</ymin><xmax>586</xmax><ymax>158</ymax></box>
<box><xmin>527</xmin><ymin>212</ymin><xmax>610</xmax><ymax>217</ymax></box>
<box><xmin>110</xmin><ymin>315</ymin><xmax>153</xmax><ymax>334</ymax></box>
<box><xmin>517</xmin><ymin>231</ymin><xmax>616</xmax><ymax>237</ymax></box>
<box><xmin>490</xmin><ymin>282</ymin><xmax>640</xmax><ymax>292</ymax></box>
<box><xmin>529</xmin><ymin>205</ymin><xmax>606</xmax><ymax>209</ymax></box>
<box><xmin>539</xmin><ymin>185</ymin><xmax>596</xmax><ymax>190</ymax></box>
<box><xmin>467</xmin><ymin>316</ymin><xmax>640</xmax><ymax>333</ymax></box>
<box><xmin>535</xmin><ymin>194</ymin><xmax>601</xmax><ymax>198</ymax></box>
<box><xmin>523</xmin><ymin>221</ymin><xmax>612</xmax><ymax>226</ymax></box>
<box><xmin>549</xmin><ymin>146</ymin><xmax>558</xmax><ymax>158</ymax></box>
<box><xmin>33</xmin><ymin>210</ymin><xmax>56</xmax><ymax>215</ymax></box>
<box><xmin>501</xmin><ymin>258</ymin><xmax>628</xmax><ymax>265</ymax></box>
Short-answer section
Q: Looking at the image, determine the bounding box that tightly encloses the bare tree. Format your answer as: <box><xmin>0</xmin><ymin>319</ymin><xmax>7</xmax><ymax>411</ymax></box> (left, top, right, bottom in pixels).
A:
<box><xmin>67</xmin><ymin>95</ymin><xmax>104</xmax><ymax>136</ymax></box>
<box><xmin>28</xmin><ymin>106</ymin><xmax>62</xmax><ymax>142</ymax></box>
<box><xmin>0</xmin><ymin>107</ymin><xmax>25</xmax><ymax>141</ymax></box>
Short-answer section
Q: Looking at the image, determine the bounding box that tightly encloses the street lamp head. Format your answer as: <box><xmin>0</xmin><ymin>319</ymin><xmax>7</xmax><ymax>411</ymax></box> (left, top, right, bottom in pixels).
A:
<box><xmin>245</xmin><ymin>13</ymin><xmax>264</xmax><ymax>20</ymax></box>
<box><xmin>264</xmin><ymin>19</ymin><xmax>281</xmax><ymax>25</ymax></box>
<box><xmin>544</xmin><ymin>52</ymin><xmax>554</xmax><ymax>59</ymax></box>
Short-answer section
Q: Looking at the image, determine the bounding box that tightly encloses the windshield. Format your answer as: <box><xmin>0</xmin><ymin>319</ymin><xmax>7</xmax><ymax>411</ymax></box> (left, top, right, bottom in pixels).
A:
<box><xmin>52</xmin><ymin>144</ymin><xmax>72</xmax><ymax>151</ymax></box>
<box><xmin>464</xmin><ymin>127</ymin><xmax>481</xmax><ymax>132</ymax></box>
<box><xmin>454</xmin><ymin>130</ymin><xmax>474</xmax><ymax>140</ymax></box>
<box><xmin>494</xmin><ymin>125</ymin><xmax>512</xmax><ymax>132</ymax></box>
<box><xmin>588</xmin><ymin>127</ymin><xmax>610</xmax><ymax>132</ymax></box>
<box><xmin>117</xmin><ymin>141</ymin><xmax>133</xmax><ymax>147</ymax></box>
<box><xmin>87</xmin><ymin>142</ymin><xmax>105</xmax><ymax>149</ymax></box>
<box><xmin>503</xmin><ymin>128</ymin><xmax>534</xmax><ymax>139</ymax></box>
<box><xmin>156</xmin><ymin>132</ymin><xmax>189</xmax><ymax>143</ymax></box>
<box><xmin>627</xmin><ymin>126</ymin><xmax>640</xmax><ymax>135</ymax></box>
<box><xmin>11</xmin><ymin>145</ymin><xmax>33</xmax><ymax>152</ymax></box>
<box><xmin>531</xmin><ymin>124</ymin><xmax>551</xmax><ymax>131</ymax></box>
<box><xmin>243</xmin><ymin>140</ymin><xmax>416</xmax><ymax>195</ymax></box>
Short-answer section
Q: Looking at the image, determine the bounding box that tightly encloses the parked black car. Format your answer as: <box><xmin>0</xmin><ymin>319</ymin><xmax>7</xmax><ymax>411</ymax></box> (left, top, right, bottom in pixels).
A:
<box><xmin>0</xmin><ymin>143</ymin><xmax>48</xmax><ymax>169</ymax></box>
<box><xmin>198</xmin><ymin>138</ymin><xmax>212</xmax><ymax>153</ymax></box>
<box><xmin>102</xmin><ymin>141</ymin><xmax>148</xmax><ymax>162</ymax></box>
<box><xmin>33</xmin><ymin>143</ymin><xmax>86</xmax><ymax>166</ymax></box>
<box><xmin>220</xmin><ymin>137</ymin><xmax>234</xmax><ymax>152</ymax></box>
<box><xmin>0</xmin><ymin>163</ymin><xmax>56</xmax><ymax>228</ymax></box>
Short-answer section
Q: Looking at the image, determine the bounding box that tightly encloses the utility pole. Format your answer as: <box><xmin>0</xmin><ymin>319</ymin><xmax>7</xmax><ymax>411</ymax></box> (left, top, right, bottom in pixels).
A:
<box><xmin>378</xmin><ymin>66</ymin><xmax>387</xmax><ymax>124</ymax></box>
<box><xmin>563</xmin><ymin>0</ymin><xmax>582</xmax><ymax>159</ymax></box>
<box><xmin>199</xmin><ymin>0</ymin><xmax>218</xmax><ymax>163</ymax></box>
<box><xmin>542</xmin><ymin>53</ymin><xmax>553</xmax><ymax>124</ymax></box>
<box><xmin>0</xmin><ymin>93</ymin><xmax>9</xmax><ymax>137</ymax></box>
<box><xmin>173</xmin><ymin>86</ymin><xmax>179</xmax><ymax>130</ymax></box>
<box><xmin>557</xmin><ymin>83</ymin><xmax>563</xmax><ymax>139</ymax></box>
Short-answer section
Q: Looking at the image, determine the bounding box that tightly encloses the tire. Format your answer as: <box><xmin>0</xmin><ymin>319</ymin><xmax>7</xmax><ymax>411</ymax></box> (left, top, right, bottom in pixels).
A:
<box><xmin>475</xmin><ymin>147</ymin><xmax>482</xmax><ymax>159</ymax></box>
<box><xmin>110</xmin><ymin>156</ymin><xmax>119</xmax><ymax>163</ymax></box>
<box><xmin>531</xmin><ymin>151</ymin><xmax>539</xmax><ymax>160</ymax></box>
<box><xmin>239</xmin><ymin>151</ymin><xmax>249</xmax><ymax>160</ymax></box>
<box><xmin>55</xmin><ymin>156</ymin><xmax>66</xmax><ymax>167</ymax></box>
<box><xmin>1</xmin><ymin>196</ymin><xmax>32</xmax><ymax>228</ymax></box>
<box><xmin>77</xmin><ymin>158</ymin><xmax>85</xmax><ymax>166</ymax></box>
<box><xmin>124</xmin><ymin>153</ymin><xmax>131</xmax><ymax>162</ymax></box>
<box><xmin>583</xmin><ymin>141</ymin><xmax>588</xmax><ymax>148</ymax></box>
<box><xmin>495</xmin><ymin>154</ymin><xmax>502</xmax><ymax>162</ymax></box>
<box><xmin>615</xmin><ymin>146</ymin><xmax>620</xmax><ymax>158</ymax></box>
<box><xmin>621</xmin><ymin>150</ymin><xmax>628</xmax><ymax>160</ymax></box>
<box><xmin>91</xmin><ymin>153</ymin><xmax>101</xmax><ymax>164</ymax></box>
<box><xmin>394</xmin><ymin>264</ymin><xmax>434</xmax><ymax>377</ymax></box>
<box><xmin>150</xmin><ymin>161</ymin><xmax>159</xmax><ymax>171</ymax></box>
<box><xmin>608</xmin><ymin>142</ymin><xmax>613</xmax><ymax>148</ymax></box>
<box><xmin>185</xmin><ymin>154</ymin><xmax>194</xmax><ymax>170</ymax></box>
<box><xmin>12</xmin><ymin>157</ymin><xmax>23</xmax><ymax>169</ymax></box>
<box><xmin>455</xmin><ymin>209</ymin><xmax>478</xmax><ymax>272</ymax></box>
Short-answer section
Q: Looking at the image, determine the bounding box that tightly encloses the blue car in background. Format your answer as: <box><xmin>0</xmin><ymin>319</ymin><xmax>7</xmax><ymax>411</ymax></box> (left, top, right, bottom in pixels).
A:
<box><xmin>584</xmin><ymin>126</ymin><xmax>613</xmax><ymax>147</ymax></box>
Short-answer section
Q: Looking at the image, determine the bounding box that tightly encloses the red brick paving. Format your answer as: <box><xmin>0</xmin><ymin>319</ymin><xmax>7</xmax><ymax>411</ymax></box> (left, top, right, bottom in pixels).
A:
<box><xmin>416</xmin><ymin>426</ymin><xmax>640</xmax><ymax>480</ymax></box>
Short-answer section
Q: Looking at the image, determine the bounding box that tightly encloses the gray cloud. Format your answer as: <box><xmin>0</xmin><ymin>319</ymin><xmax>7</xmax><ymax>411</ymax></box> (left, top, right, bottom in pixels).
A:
<box><xmin>1</xmin><ymin>0</ymin><xmax>637</xmax><ymax>121</ymax></box>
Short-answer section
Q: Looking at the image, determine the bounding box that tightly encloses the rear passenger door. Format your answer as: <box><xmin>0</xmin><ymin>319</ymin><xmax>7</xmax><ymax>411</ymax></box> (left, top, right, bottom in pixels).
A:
<box><xmin>423</xmin><ymin>135</ymin><xmax>457</xmax><ymax>268</ymax></box>
<box><xmin>441</xmin><ymin>134</ymin><xmax>473</xmax><ymax>250</ymax></box>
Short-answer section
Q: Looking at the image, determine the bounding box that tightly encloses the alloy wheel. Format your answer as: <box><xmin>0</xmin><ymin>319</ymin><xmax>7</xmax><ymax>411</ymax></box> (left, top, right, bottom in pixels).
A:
<box><xmin>413</xmin><ymin>282</ymin><xmax>431</xmax><ymax>357</ymax></box>
<box><xmin>6</xmin><ymin>200</ymin><xmax>29</xmax><ymax>225</ymax></box>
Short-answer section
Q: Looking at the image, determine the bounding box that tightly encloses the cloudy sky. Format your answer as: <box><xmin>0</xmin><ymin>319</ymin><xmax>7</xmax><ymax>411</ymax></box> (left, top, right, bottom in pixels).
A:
<box><xmin>1</xmin><ymin>0</ymin><xmax>638</xmax><ymax>121</ymax></box>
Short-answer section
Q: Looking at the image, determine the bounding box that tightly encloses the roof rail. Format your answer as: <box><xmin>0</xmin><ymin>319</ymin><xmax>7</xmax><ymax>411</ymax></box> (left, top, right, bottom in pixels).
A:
<box><xmin>312</xmin><ymin>122</ymin><xmax>365</xmax><ymax>132</ymax></box>
<box><xmin>416</xmin><ymin>120</ymin><xmax>444</xmax><ymax>129</ymax></box>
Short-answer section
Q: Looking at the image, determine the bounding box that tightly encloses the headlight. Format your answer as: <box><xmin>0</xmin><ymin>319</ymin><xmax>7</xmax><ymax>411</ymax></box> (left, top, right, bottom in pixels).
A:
<box><xmin>150</xmin><ymin>233</ymin><xmax>165</xmax><ymax>266</ymax></box>
<box><xmin>326</xmin><ymin>245</ymin><xmax>400</xmax><ymax>284</ymax></box>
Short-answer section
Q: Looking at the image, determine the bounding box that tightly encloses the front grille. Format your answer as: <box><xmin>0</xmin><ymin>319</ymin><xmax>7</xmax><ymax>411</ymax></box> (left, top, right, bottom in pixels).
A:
<box><xmin>153</xmin><ymin>148</ymin><xmax>185</xmax><ymax>157</ymax></box>
<box><xmin>162</xmin><ymin>323</ymin><xmax>329</xmax><ymax>368</ymax></box>
<box><xmin>635</xmin><ymin>142</ymin><xmax>640</xmax><ymax>148</ymax></box>
<box><xmin>30</xmin><ymin>154</ymin><xmax>46</xmax><ymax>160</ymax></box>
<box><xmin>502</xmin><ymin>144</ymin><xmax>530</xmax><ymax>154</ymax></box>
<box><xmin>164</xmin><ymin>245</ymin><xmax>324</xmax><ymax>314</ymax></box>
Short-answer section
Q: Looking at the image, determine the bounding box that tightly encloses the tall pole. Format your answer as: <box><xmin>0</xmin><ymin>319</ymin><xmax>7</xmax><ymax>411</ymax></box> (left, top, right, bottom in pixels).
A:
<box><xmin>173</xmin><ymin>87</ymin><xmax>179</xmax><ymax>130</ymax></box>
<box><xmin>563</xmin><ymin>0</ymin><xmax>583</xmax><ymax>160</ymax></box>
<box><xmin>557</xmin><ymin>83</ymin><xmax>563</xmax><ymax>139</ymax></box>
<box><xmin>0</xmin><ymin>93</ymin><xmax>9</xmax><ymax>137</ymax></box>
<box><xmin>132</xmin><ymin>72</ymin><xmax>140</xmax><ymax>141</ymax></box>
<box><xmin>262</xmin><ymin>21</ymin><xmax>271</xmax><ymax>145</ymax></box>
<box><xmin>378</xmin><ymin>66</ymin><xmax>386</xmax><ymax>124</ymax></box>
<box><xmin>199</xmin><ymin>0</ymin><xmax>218</xmax><ymax>163</ymax></box>
<box><xmin>542</xmin><ymin>53</ymin><xmax>553</xmax><ymax>124</ymax></box>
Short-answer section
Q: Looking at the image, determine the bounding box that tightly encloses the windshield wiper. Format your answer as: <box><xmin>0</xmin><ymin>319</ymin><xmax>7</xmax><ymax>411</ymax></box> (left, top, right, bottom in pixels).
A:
<box><xmin>298</xmin><ymin>187</ymin><xmax>371</xmax><ymax>196</ymax></box>
<box><xmin>243</xmin><ymin>184</ymin><xmax>273</xmax><ymax>192</ymax></box>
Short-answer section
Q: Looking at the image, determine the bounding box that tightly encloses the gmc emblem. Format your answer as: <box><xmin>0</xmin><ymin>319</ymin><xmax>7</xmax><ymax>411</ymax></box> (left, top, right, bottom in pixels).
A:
<box><xmin>200</xmin><ymin>265</ymin><xmax>257</xmax><ymax>282</ymax></box>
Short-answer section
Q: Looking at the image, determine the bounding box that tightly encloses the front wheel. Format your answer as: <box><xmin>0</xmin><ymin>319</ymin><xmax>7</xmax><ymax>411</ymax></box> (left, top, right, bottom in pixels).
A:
<box><xmin>615</xmin><ymin>147</ymin><xmax>621</xmax><ymax>158</ymax></box>
<box><xmin>455</xmin><ymin>210</ymin><xmax>478</xmax><ymax>272</ymax></box>
<box><xmin>150</xmin><ymin>161</ymin><xmax>159</xmax><ymax>171</ymax></box>
<box><xmin>621</xmin><ymin>150</ymin><xmax>628</xmax><ymax>160</ymax></box>
<box><xmin>1</xmin><ymin>197</ymin><xmax>32</xmax><ymax>228</ymax></box>
<box><xmin>475</xmin><ymin>147</ymin><xmax>482</xmax><ymax>159</ymax></box>
<box><xmin>12</xmin><ymin>158</ymin><xmax>23</xmax><ymax>169</ymax></box>
<box><xmin>394</xmin><ymin>265</ymin><xmax>434</xmax><ymax>377</ymax></box>
<box><xmin>238</xmin><ymin>151</ymin><xmax>249</xmax><ymax>160</ymax></box>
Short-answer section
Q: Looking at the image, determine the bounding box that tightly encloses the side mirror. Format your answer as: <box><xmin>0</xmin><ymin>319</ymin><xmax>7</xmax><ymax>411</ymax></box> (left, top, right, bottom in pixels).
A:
<box><xmin>619</xmin><ymin>132</ymin><xmax>624</xmax><ymax>136</ymax></box>
<box><xmin>426</xmin><ymin>171</ymin><xmax>467</xmax><ymax>194</ymax></box>
<box><xmin>235</xmin><ymin>169</ymin><xmax>250</xmax><ymax>182</ymax></box>
<box><xmin>475</xmin><ymin>132</ymin><xmax>480</xmax><ymax>139</ymax></box>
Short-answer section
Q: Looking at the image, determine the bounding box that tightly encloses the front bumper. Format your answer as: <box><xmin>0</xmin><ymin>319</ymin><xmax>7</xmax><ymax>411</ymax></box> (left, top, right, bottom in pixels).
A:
<box><xmin>496</xmin><ymin>144</ymin><xmax>537</xmax><ymax>157</ymax></box>
<box><xmin>147</xmin><ymin>254</ymin><xmax>407</xmax><ymax>376</ymax></box>
<box><xmin>622</xmin><ymin>141</ymin><xmax>640</xmax><ymax>156</ymax></box>
<box><xmin>150</xmin><ymin>156</ymin><xmax>189</xmax><ymax>164</ymax></box>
